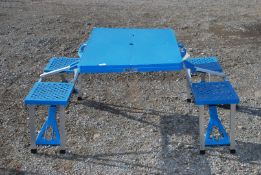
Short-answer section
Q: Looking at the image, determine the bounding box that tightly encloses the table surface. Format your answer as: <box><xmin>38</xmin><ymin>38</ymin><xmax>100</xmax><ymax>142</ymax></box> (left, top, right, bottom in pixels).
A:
<box><xmin>79</xmin><ymin>28</ymin><xmax>183</xmax><ymax>73</ymax></box>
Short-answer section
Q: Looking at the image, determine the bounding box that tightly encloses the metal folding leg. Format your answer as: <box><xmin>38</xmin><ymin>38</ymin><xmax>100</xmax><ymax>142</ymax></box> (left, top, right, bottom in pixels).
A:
<box><xmin>59</xmin><ymin>106</ymin><xmax>66</xmax><ymax>154</ymax></box>
<box><xmin>230</xmin><ymin>104</ymin><xmax>236</xmax><ymax>153</ymax></box>
<box><xmin>185</xmin><ymin>68</ymin><xmax>192</xmax><ymax>102</ymax></box>
<box><xmin>200</xmin><ymin>73</ymin><xmax>206</xmax><ymax>82</ymax></box>
<box><xmin>199</xmin><ymin>105</ymin><xmax>205</xmax><ymax>154</ymax></box>
<box><xmin>28</xmin><ymin>105</ymin><xmax>37</xmax><ymax>153</ymax></box>
<box><xmin>77</xmin><ymin>74</ymin><xmax>83</xmax><ymax>100</ymax></box>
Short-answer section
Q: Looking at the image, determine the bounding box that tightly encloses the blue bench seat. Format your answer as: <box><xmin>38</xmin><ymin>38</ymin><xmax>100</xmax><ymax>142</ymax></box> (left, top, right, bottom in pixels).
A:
<box><xmin>191</xmin><ymin>81</ymin><xmax>240</xmax><ymax>105</ymax></box>
<box><xmin>184</xmin><ymin>57</ymin><xmax>223</xmax><ymax>73</ymax></box>
<box><xmin>24</xmin><ymin>82</ymin><xmax>74</xmax><ymax>106</ymax></box>
<box><xmin>44</xmin><ymin>57</ymin><xmax>79</xmax><ymax>73</ymax></box>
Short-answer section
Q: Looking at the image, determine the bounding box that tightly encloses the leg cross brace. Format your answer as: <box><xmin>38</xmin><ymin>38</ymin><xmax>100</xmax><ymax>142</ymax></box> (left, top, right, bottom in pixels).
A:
<box><xmin>205</xmin><ymin>105</ymin><xmax>230</xmax><ymax>146</ymax></box>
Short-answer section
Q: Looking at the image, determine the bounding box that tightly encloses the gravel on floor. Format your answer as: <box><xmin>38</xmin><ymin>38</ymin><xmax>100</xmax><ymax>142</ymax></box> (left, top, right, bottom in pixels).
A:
<box><xmin>0</xmin><ymin>0</ymin><xmax>260</xmax><ymax>174</ymax></box>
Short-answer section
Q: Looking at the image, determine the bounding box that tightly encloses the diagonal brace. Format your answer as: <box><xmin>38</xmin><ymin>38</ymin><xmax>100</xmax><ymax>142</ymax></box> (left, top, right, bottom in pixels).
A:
<box><xmin>205</xmin><ymin>105</ymin><xmax>230</xmax><ymax>146</ymax></box>
<box><xmin>36</xmin><ymin>105</ymin><xmax>61</xmax><ymax>145</ymax></box>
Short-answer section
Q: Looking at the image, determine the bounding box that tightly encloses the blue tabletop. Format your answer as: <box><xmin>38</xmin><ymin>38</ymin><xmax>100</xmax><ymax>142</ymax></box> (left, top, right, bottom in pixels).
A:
<box><xmin>78</xmin><ymin>28</ymin><xmax>183</xmax><ymax>73</ymax></box>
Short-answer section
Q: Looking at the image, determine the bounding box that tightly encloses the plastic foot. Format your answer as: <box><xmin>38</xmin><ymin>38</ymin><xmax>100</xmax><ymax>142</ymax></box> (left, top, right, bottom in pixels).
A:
<box><xmin>60</xmin><ymin>150</ymin><xmax>66</xmax><ymax>154</ymax></box>
<box><xmin>31</xmin><ymin>149</ymin><xmax>37</xmax><ymax>154</ymax></box>
<box><xmin>186</xmin><ymin>99</ymin><xmax>192</xmax><ymax>103</ymax></box>
<box><xmin>217</xmin><ymin>104</ymin><xmax>230</xmax><ymax>109</ymax></box>
<box><xmin>230</xmin><ymin>149</ymin><xmax>236</xmax><ymax>154</ymax></box>
<box><xmin>200</xmin><ymin>150</ymin><xmax>205</xmax><ymax>155</ymax></box>
<box><xmin>217</xmin><ymin>104</ymin><xmax>239</xmax><ymax>110</ymax></box>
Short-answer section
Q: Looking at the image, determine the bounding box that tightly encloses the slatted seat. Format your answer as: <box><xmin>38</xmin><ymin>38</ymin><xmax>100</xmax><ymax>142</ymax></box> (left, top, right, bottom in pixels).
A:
<box><xmin>44</xmin><ymin>57</ymin><xmax>79</xmax><ymax>73</ymax></box>
<box><xmin>191</xmin><ymin>81</ymin><xmax>239</xmax><ymax>105</ymax></box>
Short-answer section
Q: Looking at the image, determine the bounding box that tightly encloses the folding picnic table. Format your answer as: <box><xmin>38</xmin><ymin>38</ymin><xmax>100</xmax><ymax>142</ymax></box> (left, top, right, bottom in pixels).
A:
<box><xmin>24</xmin><ymin>27</ymin><xmax>239</xmax><ymax>154</ymax></box>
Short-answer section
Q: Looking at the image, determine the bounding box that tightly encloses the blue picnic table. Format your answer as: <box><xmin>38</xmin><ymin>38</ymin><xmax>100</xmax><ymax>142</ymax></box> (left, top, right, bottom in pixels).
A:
<box><xmin>24</xmin><ymin>27</ymin><xmax>239</xmax><ymax>154</ymax></box>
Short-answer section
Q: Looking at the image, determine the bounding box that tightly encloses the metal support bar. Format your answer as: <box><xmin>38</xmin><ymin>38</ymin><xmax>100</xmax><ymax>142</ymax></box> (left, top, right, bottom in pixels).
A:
<box><xmin>40</xmin><ymin>61</ymin><xmax>79</xmax><ymax>78</ymax></box>
<box><xmin>59</xmin><ymin>106</ymin><xmax>66</xmax><ymax>151</ymax></box>
<box><xmin>28</xmin><ymin>105</ymin><xmax>37</xmax><ymax>150</ymax></box>
<box><xmin>185</xmin><ymin>67</ymin><xmax>192</xmax><ymax>101</ymax></box>
<box><xmin>200</xmin><ymin>73</ymin><xmax>206</xmax><ymax>82</ymax></box>
<box><xmin>195</xmin><ymin>67</ymin><xmax>226</xmax><ymax>77</ymax></box>
<box><xmin>40</xmin><ymin>65</ymin><xmax>71</xmax><ymax>77</ymax></box>
<box><xmin>72</xmin><ymin>69</ymin><xmax>80</xmax><ymax>94</ymax></box>
<box><xmin>72</xmin><ymin>69</ymin><xmax>80</xmax><ymax>84</ymax></box>
<box><xmin>182</xmin><ymin>52</ymin><xmax>190</xmax><ymax>61</ymax></box>
<box><xmin>77</xmin><ymin>74</ymin><xmax>83</xmax><ymax>100</ymax></box>
<box><xmin>208</xmin><ymin>73</ymin><xmax>211</xmax><ymax>82</ymax></box>
<box><xmin>230</xmin><ymin>104</ymin><xmax>236</xmax><ymax>151</ymax></box>
<box><xmin>199</xmin><ymin>105</ymin><xmax>205</xmax><ymax>152</ymax></box>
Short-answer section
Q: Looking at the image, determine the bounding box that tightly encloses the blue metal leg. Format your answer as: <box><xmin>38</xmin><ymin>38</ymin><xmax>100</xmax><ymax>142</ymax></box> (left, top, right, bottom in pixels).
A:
<box><xmin>205</xmin><ymin>105</ymin><xmax>230</xmax><ymax>146</ymax></box>
<box><xmin>36</xmin><ymin>105</ymin><xmax>61</xmax><ymax>145</ymax></box>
